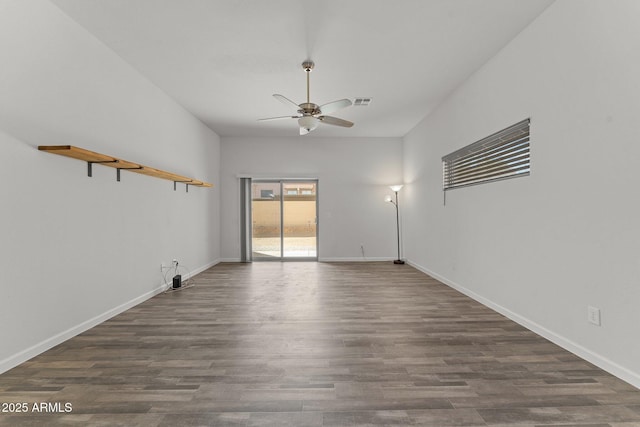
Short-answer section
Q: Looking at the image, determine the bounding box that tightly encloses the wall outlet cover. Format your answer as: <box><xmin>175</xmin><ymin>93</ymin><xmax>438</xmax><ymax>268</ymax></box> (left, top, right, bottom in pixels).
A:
<box><xmin>587</xmin><ymin>306</ymin><xmax>601</xmax><ymax>326</ymax></box>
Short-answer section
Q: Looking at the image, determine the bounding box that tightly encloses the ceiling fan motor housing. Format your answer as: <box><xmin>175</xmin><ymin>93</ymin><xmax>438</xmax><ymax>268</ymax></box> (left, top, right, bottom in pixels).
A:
<box><xmin>299</xmin><ymin>102</ymin><xmax>321</xmax><ymax>115</ymax></box>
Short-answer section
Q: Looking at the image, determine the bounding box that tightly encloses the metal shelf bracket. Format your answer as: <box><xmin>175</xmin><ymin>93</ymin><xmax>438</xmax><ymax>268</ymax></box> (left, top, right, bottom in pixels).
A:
<box><xmin>88</xmin><ymin>160</ymin><xmax>119</xmax><ymax>177</ymax></box>
<box><xmin>174</xmin><ymin>180</ymin><xmax>192</xmax><ymax>191</ymax></box>
<box><xmin>116</xmin><ymin>166</ymin><xmax>144</xmax><ymax>182</ymax></box>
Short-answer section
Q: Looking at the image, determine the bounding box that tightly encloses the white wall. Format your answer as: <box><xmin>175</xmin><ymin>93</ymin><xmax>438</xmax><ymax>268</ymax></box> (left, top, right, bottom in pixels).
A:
<box><xmin>221</xmin><ymin>137</ymin><xmax>403</xmax><ymax>261</ymax></box>
<box><xmin>403</xmin><ymin>0</ymin><xmax>640</xmax><ymax>387</ymax></box>
<box><xmin>0</xmin><ymin>1</ymin><xmax>220</xmax><ymax>373</ymax></box>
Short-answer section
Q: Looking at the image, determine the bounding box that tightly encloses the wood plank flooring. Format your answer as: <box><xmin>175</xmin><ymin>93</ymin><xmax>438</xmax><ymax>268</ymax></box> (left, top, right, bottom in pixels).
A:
<box><xmin>1</xmin><ymin>262</ymin><xmax>639</xmax><ymax>426</ymax></box>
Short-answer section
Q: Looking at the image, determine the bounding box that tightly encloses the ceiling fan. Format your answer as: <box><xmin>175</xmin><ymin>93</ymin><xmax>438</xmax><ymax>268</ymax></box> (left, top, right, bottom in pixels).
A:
<box><xmin>258</xmin><ymin>60</ymin><xmax>354</xmax><ymax>135</ymax></box>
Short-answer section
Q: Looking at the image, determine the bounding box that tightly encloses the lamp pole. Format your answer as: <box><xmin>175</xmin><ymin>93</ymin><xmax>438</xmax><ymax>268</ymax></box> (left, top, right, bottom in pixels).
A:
<box><xmin>386</xmin><ymin>185</ymin><xmax>405</xmax><ymax>265</ymax></box>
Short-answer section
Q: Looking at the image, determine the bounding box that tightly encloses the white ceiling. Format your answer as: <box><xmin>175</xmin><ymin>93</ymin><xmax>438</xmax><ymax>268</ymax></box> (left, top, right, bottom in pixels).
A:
<box><xmin>50</xmin><ymin>0</ymin><xmax>554</xmax><ymax>138</ymax></box>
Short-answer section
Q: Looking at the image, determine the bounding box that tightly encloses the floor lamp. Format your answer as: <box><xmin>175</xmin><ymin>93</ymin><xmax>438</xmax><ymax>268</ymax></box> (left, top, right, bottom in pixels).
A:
<box><xmin>385</xmin><ymin>185</ymin><xmax>405</xmax><ymax>265</ymax></box>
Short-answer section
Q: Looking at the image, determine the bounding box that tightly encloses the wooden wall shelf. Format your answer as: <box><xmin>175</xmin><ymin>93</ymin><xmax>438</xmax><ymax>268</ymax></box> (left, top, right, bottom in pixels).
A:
<box><xmin>38</xmin><ymin>145</ymin><xmax>213</xmax><ymax>191</ymax></box>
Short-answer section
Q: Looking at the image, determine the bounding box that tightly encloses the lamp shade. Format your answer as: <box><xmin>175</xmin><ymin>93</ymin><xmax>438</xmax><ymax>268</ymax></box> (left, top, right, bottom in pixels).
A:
<box><xmin>389</xmin><ymin>184</ymin><xmax>403</xmax><ymax>192</ymax></box>
<box><xmin>298</xmin><ymin>116</ymin><xmax>319</xmax><ymax>132</ymax></box>
<box><xmin>384</xmin><ymin>195</ymin><xmax>393</xmax><ymax>203</ymax></box>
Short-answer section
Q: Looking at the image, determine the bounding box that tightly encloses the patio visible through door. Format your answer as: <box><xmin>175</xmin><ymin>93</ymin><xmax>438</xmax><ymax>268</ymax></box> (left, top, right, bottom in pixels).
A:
<box><xmin>251</xmin><ymin>180</ymin><xmax>318</xmax><ymax>260</ymax></box>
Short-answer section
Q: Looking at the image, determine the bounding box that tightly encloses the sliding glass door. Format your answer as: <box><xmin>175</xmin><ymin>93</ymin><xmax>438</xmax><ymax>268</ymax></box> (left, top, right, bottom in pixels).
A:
<box><xmin>282</xmin><ymin>181</ymin><xmax>317</xmax><ymax>258</ymax></box>
<box><xmin>251</xmin><ymin>182</ymin><xmax>282</xmax><ymax>259</ymax></box>
<box><xmin>251</xmin><ymin>180</ymin><xmax>318</xmax><ymax>260</ymax></box>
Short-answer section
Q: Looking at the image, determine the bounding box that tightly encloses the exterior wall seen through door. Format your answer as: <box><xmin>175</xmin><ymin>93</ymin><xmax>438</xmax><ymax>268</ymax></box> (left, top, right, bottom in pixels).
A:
<box><xmin>252</xmin><ymin>198</ymin><xmax>316</xmax><ymax>238</ymax></box>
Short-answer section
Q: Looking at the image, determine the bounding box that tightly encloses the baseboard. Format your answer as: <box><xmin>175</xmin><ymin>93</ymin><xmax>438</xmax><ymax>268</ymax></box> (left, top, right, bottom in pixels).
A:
<box><xmin>220</xmin><ymin>257</ymin><xmax>394</xmax><ymax>263</ymax></box>
<box><xmin>0</xmin><ymin>258</ymin><xmax>221</xmax><ymax>375</ymax></box>
<box><xmin>407</xmin><ymin>259</ymin><xmax>640</xmax><ymax>390</ymax></box>
<box><xmin>318</xmin><ymin>257</ymin><xmax>395</xmax><ymax>262</ymax></box>
<box><xmin>186</xmin><ymin>259</ymin><xmax>220</xmax><ymax>278</ymax></box>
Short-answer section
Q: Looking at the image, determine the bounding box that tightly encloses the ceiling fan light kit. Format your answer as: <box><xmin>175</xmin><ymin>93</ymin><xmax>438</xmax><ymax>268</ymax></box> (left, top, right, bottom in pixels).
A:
<box><xmin>259</xmin><ymin>60</ymin><xmax>354</xmax><ymax>135</ymax></box>
<box><xmin>298</xmin><ymin>116</ymin><xmax>319</xmax><ymax>135</ymax></box>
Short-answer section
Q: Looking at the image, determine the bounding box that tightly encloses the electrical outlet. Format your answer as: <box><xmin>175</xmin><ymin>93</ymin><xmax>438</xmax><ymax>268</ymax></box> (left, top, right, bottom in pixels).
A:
<box><xmin>587</xmin><ymin>306</ymin><xmax>601</xmax><ymax>326</ymax></box>
<box><xmin>160</xmin><ymin>263</ymin><xmax>165</xmax><ymax>272</ymax></box>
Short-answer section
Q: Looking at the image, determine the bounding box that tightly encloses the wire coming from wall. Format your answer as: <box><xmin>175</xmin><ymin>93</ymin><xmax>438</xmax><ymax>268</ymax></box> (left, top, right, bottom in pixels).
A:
<box><xmin>161</xmin><ymin>262</ymin><xmax>194</xmax><ymax>293</ymax></box>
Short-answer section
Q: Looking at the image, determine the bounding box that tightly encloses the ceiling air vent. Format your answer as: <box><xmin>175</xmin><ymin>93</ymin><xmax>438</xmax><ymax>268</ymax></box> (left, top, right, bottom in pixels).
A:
<box><xmin>353</xmin><ymin>98</ymin><xmax>372</xmax><ymax>106</ymax></box>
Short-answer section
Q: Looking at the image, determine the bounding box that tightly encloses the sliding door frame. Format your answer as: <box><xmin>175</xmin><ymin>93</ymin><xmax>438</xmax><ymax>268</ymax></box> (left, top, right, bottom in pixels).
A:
<box><xmin>240</xmin><ymin>177</ymin><xmax>252</xmax><ymax>262</ymax></box>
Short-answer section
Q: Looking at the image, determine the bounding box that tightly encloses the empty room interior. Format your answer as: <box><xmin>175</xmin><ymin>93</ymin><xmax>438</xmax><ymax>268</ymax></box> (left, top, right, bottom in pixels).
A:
<box><xmin>2</xmin><ymin>0</ymin><xmax>640</xmax><ymax>426</ymax></box>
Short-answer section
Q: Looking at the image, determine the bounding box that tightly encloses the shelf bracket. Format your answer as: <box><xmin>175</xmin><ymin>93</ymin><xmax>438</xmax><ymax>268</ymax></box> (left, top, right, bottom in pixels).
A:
<box><xmin>174</xmin><ymin>180</ymin><xmax>192</xmax><ymax>192</ymax></box>
<box><xmin>116</xmin><ymin>166</ymin><xmax>144</xmax><ymax>182</ymax></box>
<box><xmin>88</xmin><ymin>160</ymin><xmax>119</xmax><ymax>177</ymax></box>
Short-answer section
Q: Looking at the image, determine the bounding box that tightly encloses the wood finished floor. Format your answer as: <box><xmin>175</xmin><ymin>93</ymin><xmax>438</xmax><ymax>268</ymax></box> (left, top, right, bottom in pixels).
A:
<box><xmin>1</xmin><ymin>262</ymin><xmax>640</xmax><ymax>427</ymax></box>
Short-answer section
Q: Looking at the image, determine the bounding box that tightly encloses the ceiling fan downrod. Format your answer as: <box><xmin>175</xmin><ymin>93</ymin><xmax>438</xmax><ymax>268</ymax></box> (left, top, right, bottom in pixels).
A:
<box><xmin>302</xmin><ymin>60</ymin><xmax>314</xmax><ymax>105</ymax></box>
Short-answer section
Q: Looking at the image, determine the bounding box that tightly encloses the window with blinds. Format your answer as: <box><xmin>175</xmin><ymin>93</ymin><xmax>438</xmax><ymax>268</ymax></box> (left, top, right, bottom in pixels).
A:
<box><xmin>442</xmin><ymin>118</ymin><xmax>530</xmax><ymax>190</ymax></box>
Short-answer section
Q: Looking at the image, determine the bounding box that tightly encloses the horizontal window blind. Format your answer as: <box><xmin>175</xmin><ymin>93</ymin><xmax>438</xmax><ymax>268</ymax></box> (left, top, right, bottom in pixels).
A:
<box><xmin>442</xmin><ymin>118</ymin><xmax>530</xmax><ymax>190</ymax></box>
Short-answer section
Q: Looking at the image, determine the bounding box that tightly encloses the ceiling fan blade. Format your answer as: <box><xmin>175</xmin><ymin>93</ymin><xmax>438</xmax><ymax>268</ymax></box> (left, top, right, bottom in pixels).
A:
<box><xmin>273</xmin><ymin>94</ymin><xmax>300</xmax><ymax>111</ymax></box>
<box><xmin>319</xmin><ymin>98</ymin><xmax>352</xmax><ymax>115</ymax></box>
<box><xmin>318</xmin><ymin>115</ymin><xmax>354</xmax><ymax>128</ymax></box>
<box><xmin>258</xmin><ymin>115</ymin><xmax>299</xmax><ymax>121</ymax></box>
